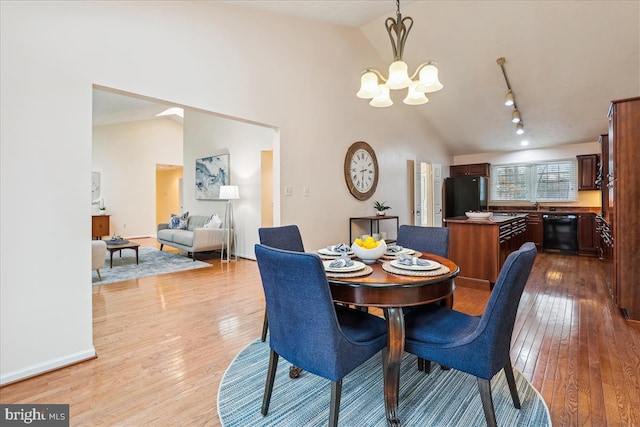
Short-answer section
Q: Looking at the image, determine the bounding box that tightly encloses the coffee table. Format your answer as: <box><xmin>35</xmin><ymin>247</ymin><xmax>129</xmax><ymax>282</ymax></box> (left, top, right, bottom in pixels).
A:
<box><xmin>105</xmin><ymin>240</ymin><xmax>140</xmax><ymax>268</ymax></box>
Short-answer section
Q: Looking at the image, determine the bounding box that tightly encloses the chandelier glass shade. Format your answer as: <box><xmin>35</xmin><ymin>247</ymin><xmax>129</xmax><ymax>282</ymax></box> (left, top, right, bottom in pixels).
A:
<box><xmin>357</xmin><ymin>0</ymin><xmax>443</xmax><ymax>107</ymax></box>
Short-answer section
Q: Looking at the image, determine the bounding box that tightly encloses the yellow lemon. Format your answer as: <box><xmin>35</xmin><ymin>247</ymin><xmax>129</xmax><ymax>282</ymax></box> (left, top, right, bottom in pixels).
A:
<box><xmin>354</xmin><ymin>238</ymin><xmax>363</xmax><ymax>246</ymax></box>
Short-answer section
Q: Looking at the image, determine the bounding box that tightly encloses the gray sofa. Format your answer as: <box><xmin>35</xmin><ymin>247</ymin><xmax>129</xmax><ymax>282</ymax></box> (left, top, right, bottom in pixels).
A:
<box><xmin>157</xmin><ymin>215</ymin><xmax>231</xmax><ymax>260</ymax></box>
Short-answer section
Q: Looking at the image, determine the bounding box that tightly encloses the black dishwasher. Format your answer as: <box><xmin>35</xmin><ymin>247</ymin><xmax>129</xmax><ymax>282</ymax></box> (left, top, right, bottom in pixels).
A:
<box><xmin>542</xmin><ymin>214</ymin><xmax>578</xmax><ymax>254</ymax></box>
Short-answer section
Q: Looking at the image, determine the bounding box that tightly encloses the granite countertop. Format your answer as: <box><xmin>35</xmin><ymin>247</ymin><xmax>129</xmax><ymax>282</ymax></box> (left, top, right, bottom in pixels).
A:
<box><xmin>444</xmin><ymin>213</ymin><xmax>528</xmax><ymax>224</ymax></box>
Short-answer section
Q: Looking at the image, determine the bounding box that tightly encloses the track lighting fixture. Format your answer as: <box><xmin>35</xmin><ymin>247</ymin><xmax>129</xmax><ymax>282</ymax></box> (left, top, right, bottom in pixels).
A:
<box><xmin>497</xmin><ymin>57</ymin><xmax>526</xmax><ymax>135</ymax></box>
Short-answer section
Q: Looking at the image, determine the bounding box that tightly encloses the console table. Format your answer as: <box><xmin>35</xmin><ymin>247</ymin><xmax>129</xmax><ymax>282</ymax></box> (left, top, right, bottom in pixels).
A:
<box><xmin>349</xmin><ymin>215</ymin><xmax>399</xmax><ymax>243</ymax></box>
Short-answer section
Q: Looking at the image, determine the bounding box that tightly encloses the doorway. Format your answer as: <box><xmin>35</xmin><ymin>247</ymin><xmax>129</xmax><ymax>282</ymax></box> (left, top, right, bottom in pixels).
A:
<box><xmin>413</xmin><ymin>161</ymin><xmax>443</xmax><ymax>227</ymax></box>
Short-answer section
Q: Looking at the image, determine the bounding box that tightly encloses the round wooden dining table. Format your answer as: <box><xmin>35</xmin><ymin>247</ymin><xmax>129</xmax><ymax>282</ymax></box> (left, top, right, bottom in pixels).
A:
<box><xmin>327</xmin><ymin>253</ymin><xmax>459</xmax><ymax>427</ymax></box>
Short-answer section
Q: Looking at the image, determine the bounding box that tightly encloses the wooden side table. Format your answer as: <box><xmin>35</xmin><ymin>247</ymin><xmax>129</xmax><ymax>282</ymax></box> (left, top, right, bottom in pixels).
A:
<box><xmin>92</xmin><ymin>215</ymin><xmax>110</xmax><ymax>240</ymax></box>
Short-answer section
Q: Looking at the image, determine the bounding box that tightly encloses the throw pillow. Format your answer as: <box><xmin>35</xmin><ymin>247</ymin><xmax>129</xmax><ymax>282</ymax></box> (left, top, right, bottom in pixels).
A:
<box><xmin>178</xmin><ymin>211</ymin><xmax>189</xmax><ymax>230</ymax></box>
<box><xmin>168</xmin><ymin>212</ymin><xmax>189</xmax><ymax>230</ymax></box>
<box><xmin>205</xmin><ymin>214</ymin><xmax>223</xmax><ymax>229</ymax></box>
<box><xmin>168</xmin><ymin>214</ymin><xmax>181</xmax><ymax>229</ymax></box>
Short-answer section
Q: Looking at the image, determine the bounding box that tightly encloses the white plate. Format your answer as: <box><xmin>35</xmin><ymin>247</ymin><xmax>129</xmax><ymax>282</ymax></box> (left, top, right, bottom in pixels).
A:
<box><xmin>323</xmin><ymin>260</ymin><xmax>365</xmax><ymax>273</ymax></box>
<box><xmin>465</xmin><ymin>211</ymin><xmax>493</xmax><ymax>219</ymax></box>
<box><xmin>318</xmin><ymin>248</ymin><xmax>354</xmax><ymax>256</ymax></box>
<box><xmin>385</xmin><ymin>248</ymin><xmax>415</xmax><ymax>256</ymax></box>
<box><xmin>390</xmin><ymin>259</ymin><xmax>441</xmax><ymax>271</ymax></box>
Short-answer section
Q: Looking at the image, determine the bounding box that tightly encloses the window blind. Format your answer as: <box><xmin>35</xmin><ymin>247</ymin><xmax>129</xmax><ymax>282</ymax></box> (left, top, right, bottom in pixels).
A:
<box><xmin>491</xmin><ymin>159</ymin><xmax>577</xmax><ymax>202</ymax></box>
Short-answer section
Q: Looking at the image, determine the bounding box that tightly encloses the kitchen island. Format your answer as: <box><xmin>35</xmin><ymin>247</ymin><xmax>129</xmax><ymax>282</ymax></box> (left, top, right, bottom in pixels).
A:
<box><xmin>445</xmin><ymin>213</ymin><xmax>528</xmax><ymax>290</ymax></box>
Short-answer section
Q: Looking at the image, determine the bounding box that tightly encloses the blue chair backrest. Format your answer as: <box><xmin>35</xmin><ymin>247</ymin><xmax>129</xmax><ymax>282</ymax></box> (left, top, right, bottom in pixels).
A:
<box><xmin>469</xmin><ymin>242</ymin><xmax>537</xmax><ymax>376</ymax></box>
<box><xmin>254</xmin><ymin>244</ymin><xmax>352</xmax><ymax>381</ymax></box>
<box><xmin>259</xmin><ymin>225</ymin><xmax>305</xmax><ymax>252</ymax></box>
<box><xmin>396</xmin><ymin>225</ymin><xmax>449</xmax><ymax>257</ymax></box>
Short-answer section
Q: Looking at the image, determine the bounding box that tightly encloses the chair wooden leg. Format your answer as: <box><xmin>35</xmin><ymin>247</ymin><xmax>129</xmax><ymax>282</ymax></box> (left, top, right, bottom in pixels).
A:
<box><xmin>329</xmin><ymin>380</ymin><xmax>342</xmax><ymax>427</ymax></box>
<box><xmin>477</xmin><ymin>378</ymin><xmax>498</xmax><ymax>427</ymax></box>
<box><xmin>261</xmin><ymin>312</ymin><xmax>269</xmax><ymax>342</ymax></box>
<box><xmin>96</xmin><ymin>269</ymin><xmax>102</xmax><ymax>281</ymax></box>
<box><xmin>261</xmin><ymin>349</ymin><xmax>279</xmax><ymax>416</ymax></box>
<box><xmin>503</xmin><ymin>362</ymin><xmax>521</xmax><ymax>409</ymax></box>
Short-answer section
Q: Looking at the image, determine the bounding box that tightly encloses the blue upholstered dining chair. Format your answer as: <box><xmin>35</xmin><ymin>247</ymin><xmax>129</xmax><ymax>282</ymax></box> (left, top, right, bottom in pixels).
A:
<box><xmin>258</xmin><ymin>225</ymin><xmax>306</xmax><ymax>342</ymax></box>
<box><xmin>396</xmin><ymin>224</ymin><xmax>451</xmax><ymax>372</ymax></box>
<box><xmin>254</xmin><ymin>244</ymin><xmax>388</xmax><ymax>427</ymax></box>
<box><xmin>402</xmin><ymin>242</ymin><xmax>537</xmax><ymax>427</ymax></box>
<box><xmin>396</xmin><ymin>225</ymin><xmax>450</xmax><ymax>258</ymax></box>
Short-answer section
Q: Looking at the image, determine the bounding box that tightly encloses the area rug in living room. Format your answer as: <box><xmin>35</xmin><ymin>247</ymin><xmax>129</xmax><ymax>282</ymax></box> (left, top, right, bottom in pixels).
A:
<box><xmin>217</xmin><ymin>339</ymin><xmax>551</xmax><ymax>427</ymax></box>
<box><xmin>92</xmin><ymin>247</ymin><xmax>212</xmax><ymax>285</ymax></box>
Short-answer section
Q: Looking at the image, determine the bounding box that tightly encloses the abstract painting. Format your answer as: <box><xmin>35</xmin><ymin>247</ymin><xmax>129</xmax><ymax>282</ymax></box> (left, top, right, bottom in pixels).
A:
<box><xmin>195</xmin><ymin>154</ymin><xmax>229</xmax><ymax>200</ymax></box>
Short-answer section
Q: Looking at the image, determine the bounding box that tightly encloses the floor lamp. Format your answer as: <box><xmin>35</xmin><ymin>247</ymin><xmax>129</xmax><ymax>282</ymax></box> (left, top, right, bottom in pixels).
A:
<box><xmin>220</xmin><ymin>185</ymin><xmax>239</xmax><ymax>263</ymax></box>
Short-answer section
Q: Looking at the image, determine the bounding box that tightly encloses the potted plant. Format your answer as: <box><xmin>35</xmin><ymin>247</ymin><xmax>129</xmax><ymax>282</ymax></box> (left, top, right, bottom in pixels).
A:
<box><xmin>374</xmin><ymin>201</ymin><xmax>391</xmax><ymax>216</ymax></box>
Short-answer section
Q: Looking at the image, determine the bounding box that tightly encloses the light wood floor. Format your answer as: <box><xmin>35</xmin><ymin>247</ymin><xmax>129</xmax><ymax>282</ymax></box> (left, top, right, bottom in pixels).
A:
<box><xmin>1</xmin><ymin>238</ymin><xmax>639</xmax><ymax>426</ymax></box>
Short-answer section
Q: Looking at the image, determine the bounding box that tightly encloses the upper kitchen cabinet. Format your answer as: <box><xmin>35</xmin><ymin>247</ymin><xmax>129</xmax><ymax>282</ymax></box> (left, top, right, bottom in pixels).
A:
<box><xmin>608</xmin><ymin>97</ymin><xmax>640</xmax><ymax>320</ymax></box>
<box><xmin>577</xmin><ymin>154</ymin><xmax>600</xmax><ymax>190</ymax></box>
<box><xmin>450</xmin><ymin>163</ymin><xmax>490</xmax><ymax>177</ymax></box>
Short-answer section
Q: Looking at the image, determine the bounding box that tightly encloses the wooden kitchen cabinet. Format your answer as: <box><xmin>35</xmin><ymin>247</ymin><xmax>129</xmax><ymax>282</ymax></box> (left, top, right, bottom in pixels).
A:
<box><xmin>578</xmin><ymin>213</ymin><xmax>597</xmax><ymax>256</ymax></box>
<box><xmin>446</xmin><ymin>214</ymin><xmax>527</xmax><ymax>290</ymax></box>
<box><xmin>608</xmin><ymin>97</ymin><xmax>640</xmax><ymax>320</ymax></box>
<box><xmin>450</xmin><ymin>163</ymin><xmax>490</xmax><ymax>177</ymax></box>
<box><xmin>524</xmin><ymin>212</ymin><xmax>543</xmax><ymax>250</ymax></box>
<box><xmin>599</xmin><ymin>134</ymin><xmax>611</xmax><ymax>222</ymax></box>
<box><xmin>577</xmin><ymin>154</ymin><xmax>600</xmax><ymax>190</ymax></box>
<box><xmin>92</xmin><ymin>215</ymin><xmax>110</xmax><ymax>239</ymax></box>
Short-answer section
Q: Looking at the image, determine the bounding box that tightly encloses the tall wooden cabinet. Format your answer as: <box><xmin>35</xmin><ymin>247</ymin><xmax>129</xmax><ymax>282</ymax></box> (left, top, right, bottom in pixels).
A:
<box><xmin>608</xmin><ymin>97</ymin><xmax>640</xmax><ymax>320</ymax></box>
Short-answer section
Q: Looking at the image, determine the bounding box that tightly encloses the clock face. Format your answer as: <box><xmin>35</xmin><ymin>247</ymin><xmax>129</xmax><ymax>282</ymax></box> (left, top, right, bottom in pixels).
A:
<box><xmin>344</xmin><ymin>141</ymin><xmax>378</xmax><ymax>201</ymax></box>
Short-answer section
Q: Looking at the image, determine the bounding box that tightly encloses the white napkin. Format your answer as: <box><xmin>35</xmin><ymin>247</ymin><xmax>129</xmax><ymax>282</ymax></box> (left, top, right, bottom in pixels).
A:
<box><xmin>326</xmin><ymin>243</ymin><xmax>351</xmax><ymax>253</ymax></box>
<box><xmin>397</xmin><ymin>254</ymin><xmax>430</xmax><ymax>266</ymax></box>
<box><xmin>329</xmin><ymin>253</ymin><xmax>354</xmax><ymax>268</ymax></box>
<box><xmin>386</xmin><ymin>245</ymin><xmax>404</xmax><ymax>253</ymax></box>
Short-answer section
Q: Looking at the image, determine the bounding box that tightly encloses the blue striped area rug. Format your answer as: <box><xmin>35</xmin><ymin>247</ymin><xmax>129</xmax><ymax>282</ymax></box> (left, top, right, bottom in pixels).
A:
<box><xmin>218</xmin><ymin>339</ymin><xmax>551</xmax><ymax>427</ymax></box>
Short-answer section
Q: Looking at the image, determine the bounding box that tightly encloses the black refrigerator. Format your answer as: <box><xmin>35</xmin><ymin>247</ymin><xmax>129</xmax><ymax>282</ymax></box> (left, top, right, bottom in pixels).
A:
<box><xmin>444</xmin><ymin>176</ymin><xmax>488</xmax><ymax>218</ymax></box>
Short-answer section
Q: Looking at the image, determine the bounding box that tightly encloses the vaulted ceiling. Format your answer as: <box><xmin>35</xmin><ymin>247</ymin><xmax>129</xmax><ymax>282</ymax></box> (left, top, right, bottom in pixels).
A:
<box><xmin>94</xmin><ymin>1</ymin><xmax>639</xmax><ymax>156</ymax></box>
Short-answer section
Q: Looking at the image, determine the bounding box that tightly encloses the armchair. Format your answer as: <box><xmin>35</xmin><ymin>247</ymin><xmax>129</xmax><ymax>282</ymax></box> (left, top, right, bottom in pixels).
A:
<box><xmin>92</xmin><ymin>240</ymin><xmax>107</xmax><ymax>281</ymax></box>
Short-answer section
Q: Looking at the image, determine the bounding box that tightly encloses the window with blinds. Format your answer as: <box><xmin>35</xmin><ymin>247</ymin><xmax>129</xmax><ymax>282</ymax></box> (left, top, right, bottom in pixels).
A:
<box><xmin>491</xmin><ymin>159</ymin><xmax>577</xmax><ymax>202</ymax></box>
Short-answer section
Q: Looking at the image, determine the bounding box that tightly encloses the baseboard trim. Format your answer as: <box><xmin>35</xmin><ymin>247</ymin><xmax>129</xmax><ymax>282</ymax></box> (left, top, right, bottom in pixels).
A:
<box><xmin>0</xmin><ymin>348</ymin><xmax>96</xmax><ymax>386</ymax></box>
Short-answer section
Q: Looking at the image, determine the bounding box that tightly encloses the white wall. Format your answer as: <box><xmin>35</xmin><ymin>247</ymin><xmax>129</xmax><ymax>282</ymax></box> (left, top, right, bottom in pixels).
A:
<box><xmin>92</xmin><ymin>118</ymin><xmax>184</xmax><ymax>237</ymax></box>
<box><xmin>182</xmin><ymin>111</ymin><xmax>275</xmax><ymax>259</ymax></box>
<box><xmin>0</xmin><ymin>2</ymin><xmax>452</xmax><ymax>382</ymax></box>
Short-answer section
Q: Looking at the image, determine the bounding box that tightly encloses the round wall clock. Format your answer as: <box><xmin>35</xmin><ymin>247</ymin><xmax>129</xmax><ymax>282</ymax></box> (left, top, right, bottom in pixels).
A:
<box><xmin>344</xmin><ymin>141</ymin><xmax>379</xmax><ymax>201</ymax></box>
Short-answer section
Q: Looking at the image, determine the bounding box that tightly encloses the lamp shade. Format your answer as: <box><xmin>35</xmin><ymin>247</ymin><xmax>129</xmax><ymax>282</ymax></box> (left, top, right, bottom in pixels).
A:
<box><xmin>512</xmin><ymin>109</ymin><xmax>521</xmax><ymax>123</ymax></box>
<box><xmin>369</xmin><ymin>86</ymin><xmax>393</xmax><ymax>108</ymax></box>
<box><xmin>219</xmin><ymin>185</ymin><xmax>239</xmax><ymax>200</ymax></box>
<box><xmin>416</xmin><ymin>64</ymin><xmax>444</xmax><ymax>93</ymax></box>
<box><xmin>403</xmin><ymin>82</ymin><xmax>428</xmax><ymax>105</ymax></box>
<box><xmin>357</xmin><ymin>72</ymin><xmax>381</xmax><ymax>99</ymax></box>
<box><xmin>386</xmin><ymin>61</ymin><xmax>412</xmax><ymax>90</ymax></box>
<box><xmin>505</xmin><ymin>90</ymin><xmax>515</xmax><ymax>106</ymax></box>
<box><xmin>516</xmin><ymin>122</ymin><xmax>525</xmax><ymax>135</ymax></box>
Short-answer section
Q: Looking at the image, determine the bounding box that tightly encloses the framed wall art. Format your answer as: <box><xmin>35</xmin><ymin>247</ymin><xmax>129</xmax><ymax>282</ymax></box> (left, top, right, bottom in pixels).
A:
<box><xmin>195</xmin><ymin>154</ymin><xmax>229</xmax><ymax>200</ymax></box>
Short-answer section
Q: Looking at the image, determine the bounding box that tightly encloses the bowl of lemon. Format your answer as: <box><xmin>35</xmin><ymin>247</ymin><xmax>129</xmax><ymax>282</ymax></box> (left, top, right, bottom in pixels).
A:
<box><xmin>351</xmin><ymin>236</ymin><xmax>387</xmax><ymax>264</ymax></box>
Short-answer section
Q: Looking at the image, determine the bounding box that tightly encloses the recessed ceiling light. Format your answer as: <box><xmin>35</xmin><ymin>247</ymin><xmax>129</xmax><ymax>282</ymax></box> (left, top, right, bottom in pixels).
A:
<box><xmin>156</xmin><ymin>107</ymin><xmax>184</xmax><ymax>118</ymax></box>
<box><xmin>521</xmin><ymin>140</ymin><xmax>529</xmax><ymax>146</ymax></box>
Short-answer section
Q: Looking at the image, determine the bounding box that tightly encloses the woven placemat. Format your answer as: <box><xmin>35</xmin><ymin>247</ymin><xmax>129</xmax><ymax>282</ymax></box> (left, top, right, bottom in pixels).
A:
<box><xmin>381</xmin><ymin>261</ymin><xmax>450</xmax><ymax>277</ymax></box>
<box><xmin>317</xmin><ymin>253</ymin><xmax>356</xmax><ymax>260</ymax></box>
<box><xmin>325</xmin><ymin>265</ymin><xmax>373</xmax><ymax>278</ymax></box>
<box><xmin>380</xmin><ymin>251</ymin><xmax>423</xmax><ymax>261</ymax></box>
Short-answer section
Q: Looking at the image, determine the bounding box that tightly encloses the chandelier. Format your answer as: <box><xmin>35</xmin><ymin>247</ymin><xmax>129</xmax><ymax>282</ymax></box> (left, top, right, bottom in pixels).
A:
<box><xmin>357</xmin><ymin>0</ymin><xmax>443</xmax><ymax>107</ymax></box>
